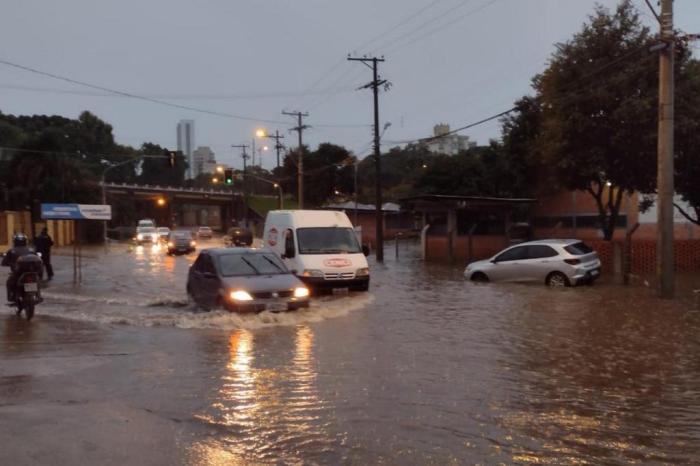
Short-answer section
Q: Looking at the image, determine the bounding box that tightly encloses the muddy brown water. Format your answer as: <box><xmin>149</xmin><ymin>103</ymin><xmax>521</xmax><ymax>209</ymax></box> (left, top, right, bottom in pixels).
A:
<box><xmin>2</xmin><ymin>241</ymin><xmax>700</xmax><ymax>465</ymax></box>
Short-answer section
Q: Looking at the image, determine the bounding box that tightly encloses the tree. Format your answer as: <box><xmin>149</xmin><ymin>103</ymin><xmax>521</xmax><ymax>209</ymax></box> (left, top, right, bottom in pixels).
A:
<box><xmin>534</xmin><ymin>0</ymin><xmax>658</xmax><ymax>240</ymax></box>
<box><xmin>674</xmin><ymin>57</ymin><xmax>700</xmax><ymax>225</ymax></box>
<box><xmin>137</xmin><ymin>143</ymin><xmax>187</xmax><ymax>186</ymax></box>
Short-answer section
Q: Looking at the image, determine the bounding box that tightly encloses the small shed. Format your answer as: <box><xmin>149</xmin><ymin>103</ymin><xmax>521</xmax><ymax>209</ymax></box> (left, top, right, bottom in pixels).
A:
<box><xmin>400</xmin><ymin>195</ymin><xmax>536</xmax><ymax>262</ymax></box>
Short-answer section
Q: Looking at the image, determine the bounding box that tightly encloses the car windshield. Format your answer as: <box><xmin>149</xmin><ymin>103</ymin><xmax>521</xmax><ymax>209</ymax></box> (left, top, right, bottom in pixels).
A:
<box><xmin>172</xmin><ymin>231</ymin><xmax>192</xmax><ymax>239</ymax></box>
<box><xmin>157</xmin><ymin>228</ymin><xmax>170</xmax><ymax>233</ymax></box>
<box><xmin>218</xmin><ymin>253</ymin><xmax>287</xmax><ymax>276</ymax></box>
<box><xmin>200</xmin><ymin>227</ymin><xmax>211</xmax><ymax>231</ymax></box>
<box><xmin>139</xmin><ymin>227</ymin><xmax>156</xmax><ymax>234</ymax></box>
<box><xmin>564</xmin><ymin>242</ymin><xmax>594</xmax><ymax>255</ymax></box>
<box><xmin>297</xmin><ymin>227</ymin><xmax>361</xmax><ymax>254</ymax></box>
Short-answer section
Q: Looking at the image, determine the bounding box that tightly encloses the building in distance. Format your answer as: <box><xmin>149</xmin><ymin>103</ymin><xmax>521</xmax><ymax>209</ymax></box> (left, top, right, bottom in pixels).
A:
<box><xmin>419</xmin><ymin>123</ymin><xmax>476</xmax><ymax>156</ymax></box>
<box><xmin>177</xmin><ymin>119</ymin><xmax>195</xmax><ymax>179</ymax></box>
<box><xmin>192</xmin><ymin>146</ymin><xmax>217</xmax><ymax>177</ymax></box>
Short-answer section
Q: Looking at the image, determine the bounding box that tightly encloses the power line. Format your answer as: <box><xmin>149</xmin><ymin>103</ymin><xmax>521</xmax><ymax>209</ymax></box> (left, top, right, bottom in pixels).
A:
<box><xmin>0</xmin><ymin>58</ymin><xmax>292</xmax><ymax>125</ymax></box>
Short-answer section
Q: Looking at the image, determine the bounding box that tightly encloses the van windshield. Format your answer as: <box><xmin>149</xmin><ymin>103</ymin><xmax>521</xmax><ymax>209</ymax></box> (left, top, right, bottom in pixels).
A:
<box><xmin>297</xmin><ymin>227</ymin><xmax>361</xmax><ymax>254</ymax></box>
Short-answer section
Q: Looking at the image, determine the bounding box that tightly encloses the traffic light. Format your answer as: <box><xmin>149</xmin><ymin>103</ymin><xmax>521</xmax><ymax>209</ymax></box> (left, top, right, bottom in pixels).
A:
<box><xmin>224</xmin><ymin>168</ymin><xmax>234</xmax><ymax>185</ymax></box>
<box><xmin>169</xmin><ymin>151</ymin><xmax>176</xmax><ymax>167</ymax></box>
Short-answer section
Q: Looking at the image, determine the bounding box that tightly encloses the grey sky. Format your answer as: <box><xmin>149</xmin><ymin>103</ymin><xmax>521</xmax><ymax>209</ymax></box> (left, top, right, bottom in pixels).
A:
<box><xmin>1</xmin><ymin>0</ymin><xmax>698</xmax><ymax>170</ymax></box>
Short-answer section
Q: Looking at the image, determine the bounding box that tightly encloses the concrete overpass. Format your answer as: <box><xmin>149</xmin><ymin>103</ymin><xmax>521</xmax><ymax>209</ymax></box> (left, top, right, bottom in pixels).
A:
<box><xmin>102</xmin><ymin>182</ymin><xmax>247</xmax><ymax>229</ymax></box>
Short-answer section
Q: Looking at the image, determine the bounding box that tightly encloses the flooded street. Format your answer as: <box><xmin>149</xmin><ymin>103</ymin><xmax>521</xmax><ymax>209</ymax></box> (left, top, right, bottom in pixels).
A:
<box><xmin>2</xmin><ymin>240</ymin><xmax>700</xmax><ymax>465</ymax></box>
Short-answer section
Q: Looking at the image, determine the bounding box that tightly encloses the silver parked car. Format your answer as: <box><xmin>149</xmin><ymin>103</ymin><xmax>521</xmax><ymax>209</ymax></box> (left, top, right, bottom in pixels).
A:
<box><xmin>464</xmin><ymin>239</ymin><xmax>601</xmax><ymax>286</ymax></box>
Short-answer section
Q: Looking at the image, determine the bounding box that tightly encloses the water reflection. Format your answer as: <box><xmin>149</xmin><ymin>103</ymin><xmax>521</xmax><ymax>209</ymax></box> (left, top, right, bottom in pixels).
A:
<box><xmin>189</xmin><ymin>325</ymin><xmax>335</xmax><ymax>464</ymax></box>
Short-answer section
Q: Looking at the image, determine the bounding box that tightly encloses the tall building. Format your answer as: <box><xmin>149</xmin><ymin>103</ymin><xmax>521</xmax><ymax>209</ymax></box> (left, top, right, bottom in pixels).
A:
<box><xmin>192</xmin><ymin>146</ymin><xmax>217</xmax><ymax>178</ymax></box>
<box><xmin>176</xmin><ymin>119</ymin><xmax>195</xmax><ymax>179</ymax></box>
<box><xmin>419</xmin><ymin>123</ymin><xmax>476</xmax><ymax>155</ymax></box>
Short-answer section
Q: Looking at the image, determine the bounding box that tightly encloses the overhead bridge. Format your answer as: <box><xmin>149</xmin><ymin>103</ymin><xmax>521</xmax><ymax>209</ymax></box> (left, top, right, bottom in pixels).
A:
<box><xmin>102</xmin><ymin>182</ymin><xmax>246</xmax><ymax>229</ymax></box>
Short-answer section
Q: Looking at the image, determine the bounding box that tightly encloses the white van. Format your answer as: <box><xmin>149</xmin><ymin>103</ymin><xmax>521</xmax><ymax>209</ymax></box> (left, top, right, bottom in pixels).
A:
<box><xmin>263</xmin><ymin>210</ymin><xmax>370</xmax><ymax>292</ymax></box>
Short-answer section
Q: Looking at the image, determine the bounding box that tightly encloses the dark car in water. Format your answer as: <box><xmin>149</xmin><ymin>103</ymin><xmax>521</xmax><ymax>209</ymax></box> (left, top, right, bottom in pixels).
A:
<box><xmin>224</xmin><ymin>226</ymin><xmax>253</xmax><ymax>247</ymax></box>
<box><xmin>167</xmin><ymin>231</ymin><xmax>196</xmax><ymax>255</ymax></box>
<box><xmin>187</xmin><ymin>248</ymin><xmax>310</xmax><ymax>312</ymax></box>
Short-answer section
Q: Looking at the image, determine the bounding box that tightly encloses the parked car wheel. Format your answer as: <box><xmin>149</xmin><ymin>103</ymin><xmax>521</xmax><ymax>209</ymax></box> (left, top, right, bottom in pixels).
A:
<box><xmin>546</xmin><ymin>271</ymin><xmax>570</xmax><ymax>287</ymax></box>
<box><xmin>470</xmin><ymin>272</ymin><xmax>489</xmax><ymax>282</ymax></box>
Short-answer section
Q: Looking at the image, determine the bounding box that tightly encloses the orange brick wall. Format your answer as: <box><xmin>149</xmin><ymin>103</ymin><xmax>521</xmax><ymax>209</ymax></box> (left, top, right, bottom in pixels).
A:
<box><xmin>585</xmin><ymin>239</ymin><xmax>700</xmax><ymax>273</ymax></box>
<box><xmin>426</xmin><ymin>235</ymin><xmax>509</xmax><ymax>262</ymax></box>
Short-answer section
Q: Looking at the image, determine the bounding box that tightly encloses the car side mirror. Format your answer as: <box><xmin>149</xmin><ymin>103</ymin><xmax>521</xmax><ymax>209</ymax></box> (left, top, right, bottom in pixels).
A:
<box><xmin>291</xmin><ymin>269</ymin><xmax>298</xmax><ymax>275</ymax></box>
<box><xmin>284</xmin><ymin>248</ymin><xmax>295</xmax><ymax>259</ymax></box>
<box><xmin>362</xmin><ymin>245</ymin><xmax>370</xmax><ymax>256</ymax></box>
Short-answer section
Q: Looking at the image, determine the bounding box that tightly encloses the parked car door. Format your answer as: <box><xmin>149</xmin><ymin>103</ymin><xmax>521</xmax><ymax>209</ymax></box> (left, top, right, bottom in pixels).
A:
<box><xmin>522</xmin><ymin>245</ymin><xmax>560</xmax><ymax>281</ymax></box>
<box><xmin>489</xmin><ymin>245</ymin><xmax>529</xmax><ymax>281</ymax></box>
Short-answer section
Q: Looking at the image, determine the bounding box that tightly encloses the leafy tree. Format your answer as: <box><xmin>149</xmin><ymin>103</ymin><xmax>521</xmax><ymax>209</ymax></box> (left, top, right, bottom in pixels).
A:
<box><xmin>137</xmin><ymin>142</ymin><xmax>187</xmax><ymax>186</ymax></box>
<box><xmin>675</xmin><ymin>58</ymin><xmax>700</xmax><ymax>225</ymax></box>
<box><xmin>534</xmin><ymin>0</ymin><xmax>659</xmax><ymax>239</ymax></box>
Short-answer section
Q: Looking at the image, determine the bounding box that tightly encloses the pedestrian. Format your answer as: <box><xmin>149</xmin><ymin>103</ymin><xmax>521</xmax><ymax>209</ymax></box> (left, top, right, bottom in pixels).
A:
<box><xmin>34</xmin><ymin>227</ymin><xmax>54</xmax><ymax>280</ymax></box>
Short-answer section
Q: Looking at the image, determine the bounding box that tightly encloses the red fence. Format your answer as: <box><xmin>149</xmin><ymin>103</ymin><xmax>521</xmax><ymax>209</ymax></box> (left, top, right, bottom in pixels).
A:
<box><xmin>587</xmin><ymin>239</ymin><xmax>700</xmax><ymax>273</ymax></box>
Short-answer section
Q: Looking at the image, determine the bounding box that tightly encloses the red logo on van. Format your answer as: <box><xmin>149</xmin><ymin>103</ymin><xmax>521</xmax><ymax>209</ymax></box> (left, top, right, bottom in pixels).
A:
<box><xmin>323</xmin><ymin>258</ymin><xmax>351</xmax><ymax>268</ymax></box>
<box><xmin>268</xmin><ymin>228</ymin><xmax>278</xmax><ymax>246</ymax></box>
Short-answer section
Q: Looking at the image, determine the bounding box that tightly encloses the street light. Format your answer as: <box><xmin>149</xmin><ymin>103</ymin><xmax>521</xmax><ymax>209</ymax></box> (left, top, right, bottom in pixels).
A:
<box><xmin>256</xmin><ymin>129</ymin><xmax>266</xmax><ymax>138</ymax></box>
<box><xmin>216</xmin><ymin>166</ymin><xmax>225</xmax><ymax>174</ymax></box>
<box><xmin>212</xmin><ymin>177</ymin><xmax>219</xmax><ymax>184</ymax></box>
<box><xmin>157</xmin><ymin>198</ymin><xmax>166</xmax><ymax>206</ymax></box>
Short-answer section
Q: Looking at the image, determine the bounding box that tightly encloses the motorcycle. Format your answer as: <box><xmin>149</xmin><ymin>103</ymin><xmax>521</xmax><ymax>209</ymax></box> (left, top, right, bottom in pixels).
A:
<box><xmin>11</xmin><ymin>254</ymin><xmax>44</xmax><ymax>321</ymax></box>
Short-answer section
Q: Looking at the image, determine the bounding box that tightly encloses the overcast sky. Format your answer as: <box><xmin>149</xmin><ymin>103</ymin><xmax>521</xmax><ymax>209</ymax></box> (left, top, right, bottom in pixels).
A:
<box><xmin>1</xmin><ymin>0</ymin><xmax>698</xmax><ymax>170</ymax></box>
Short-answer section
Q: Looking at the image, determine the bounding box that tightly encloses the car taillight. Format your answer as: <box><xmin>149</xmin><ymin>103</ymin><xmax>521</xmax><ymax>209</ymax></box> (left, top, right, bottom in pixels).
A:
<box><xmin>564</xmin><ymin>258</ymin><xmax>581</xmax><ymax>265</ymax></box>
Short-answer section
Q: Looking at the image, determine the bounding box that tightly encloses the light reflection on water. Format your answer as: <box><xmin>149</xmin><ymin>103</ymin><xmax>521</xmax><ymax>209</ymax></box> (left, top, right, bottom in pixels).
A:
<box><xmin>190</xmin><ymin>325</ymin><xmax>333</xmax><ymax>464</ymax></box>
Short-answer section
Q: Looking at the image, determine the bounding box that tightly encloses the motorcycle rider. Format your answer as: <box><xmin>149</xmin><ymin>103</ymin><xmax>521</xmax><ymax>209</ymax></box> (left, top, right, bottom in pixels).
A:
<box><xmin>2</xmin><ymin>233</ymin><xmax>35</xmax><ymax>303</ymax></box>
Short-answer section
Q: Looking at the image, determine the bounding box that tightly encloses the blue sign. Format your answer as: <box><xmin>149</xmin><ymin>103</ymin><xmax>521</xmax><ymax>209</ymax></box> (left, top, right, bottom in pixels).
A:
<box><xmin>41</xmin><ymin>204</ymin><xmax>112</xmax><ymax>220</ymax></box>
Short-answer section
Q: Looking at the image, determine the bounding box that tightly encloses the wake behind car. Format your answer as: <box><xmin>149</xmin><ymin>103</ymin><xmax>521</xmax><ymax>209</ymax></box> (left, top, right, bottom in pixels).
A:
<box><xmin>464</xmin><ymin>239</ymin><xmax>601</xmax><ymax>287</ymax></box>
<box><xmin>187</xmin><ymin>248</ymin><xmax>310</xmax><ymax>312</ymax></box>
<box><xmin>167</xmin><ymin>230</ymin><xmax>196</xmax><ymax>255</ymax></box>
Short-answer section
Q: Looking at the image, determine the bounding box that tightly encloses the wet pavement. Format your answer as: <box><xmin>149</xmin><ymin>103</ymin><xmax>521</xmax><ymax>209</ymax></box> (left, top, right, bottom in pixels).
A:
<box><xmin>2</xmin><ymin>239</ymin><xmax>700</xmax><ymax>465</ymax></box>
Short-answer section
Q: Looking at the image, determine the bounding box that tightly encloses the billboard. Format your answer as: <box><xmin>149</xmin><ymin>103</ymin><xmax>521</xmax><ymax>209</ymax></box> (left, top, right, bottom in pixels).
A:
<box><xmin>41</xmin><ymin>204</ymin><xmax>112</xmax><ymax>221</ymax></box>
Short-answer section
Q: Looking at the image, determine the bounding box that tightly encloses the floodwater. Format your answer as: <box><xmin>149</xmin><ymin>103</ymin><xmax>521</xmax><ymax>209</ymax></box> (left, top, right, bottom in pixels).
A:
<box><xmin>2</xmin><ymin>239</ymin><xmax>700</xmax><ymax>465</ymax></box>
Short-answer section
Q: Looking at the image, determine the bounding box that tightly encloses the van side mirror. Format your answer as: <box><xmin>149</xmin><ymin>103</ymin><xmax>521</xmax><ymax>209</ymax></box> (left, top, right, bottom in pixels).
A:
<box><xmin>362</xmin><ymin>245</ymin><xmax>370</xmax><ymax>257</ymax></box>
<box><xmin>284</xmin><ymin>246</ymin><xmax>295</xmax><ymax>259</ymax></box>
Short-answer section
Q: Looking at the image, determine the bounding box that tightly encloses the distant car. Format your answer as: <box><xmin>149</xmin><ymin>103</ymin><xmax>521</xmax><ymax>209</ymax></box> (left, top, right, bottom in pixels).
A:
<box><xmin>464</xmin><ymin>239</ymin><xmax>601</xmax><ymax>287</ymax></box>
<box><xmin>225</xmin><ymin>226</ymin><xmax>253</xmax><ymax>247</ymax></box>
<box><xmin>167</xmin><ymin>231</ymin><xmax>196</xmax><ymax>255</ymax></box>
<box><xmin>135</xmin><ymin>226</ymin><xmax>158</xmax><ymax>244</ymax></box>
<box><xmin>187</xmin><ymin>248</ymin><xmax>310</xmax><ymax>312</ymax></box>
<box><xmin>156</xmin><ymin>227</ymin><xmax>171</xmax><ymax>242</ymax></box>
<box><xmin>197</xmin><ymin>226</ymin><xmax>213</xmax><ymax>239</ymax></box>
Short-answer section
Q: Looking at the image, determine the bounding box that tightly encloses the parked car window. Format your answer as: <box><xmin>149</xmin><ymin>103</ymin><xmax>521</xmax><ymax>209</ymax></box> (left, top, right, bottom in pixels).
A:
<box><xmin>526</xmin><ymin>245</ymin><xmax>558</xmax><ymax>259</ymax></box>
<box><xmin>218</xmin><ymin>253</ymin><xmax>287</xmax><ymax>276</ymax></box>
<box><xmin>564</xmin><ymin>242</ymin><xmax>594</xmax><ymax>255</ymax></box>
<box><xmin>494</xmin><ymin>246</ymin><xmax>528</xmax><ymax>262</ymax></box>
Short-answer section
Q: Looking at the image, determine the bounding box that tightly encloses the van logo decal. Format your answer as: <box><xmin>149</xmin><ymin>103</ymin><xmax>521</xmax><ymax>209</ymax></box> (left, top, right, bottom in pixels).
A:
<box><xmin>268</xmin><ymin>228</ymin><xmax>278</xmax><ymax>246</ymax></box>
<box><xmin>324</xmin><ymin>258</ymin><xmax>351</xmax><ymax>268</ymax></box>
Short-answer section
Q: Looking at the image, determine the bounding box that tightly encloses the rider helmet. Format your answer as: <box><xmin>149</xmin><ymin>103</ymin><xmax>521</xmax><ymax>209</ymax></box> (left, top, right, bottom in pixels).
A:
<box><xmin>12</xmin><ymin>232</ymin><xmax>28</xmax><ymax>247</ymax></box>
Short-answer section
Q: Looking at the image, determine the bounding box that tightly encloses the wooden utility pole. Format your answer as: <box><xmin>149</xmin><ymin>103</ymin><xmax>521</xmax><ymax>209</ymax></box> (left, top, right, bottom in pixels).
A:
<box><xmin>657</xmin><ymin>0</ymin><xmax>674</xmax><ymax>298</ymax></box>
<box><xmin>282</xmin><ymin>111</ymin><xmax>309</xmax><ymax>208</ymax></box>
<box><xmin>348</xmin><ymin>55</ymin><xmax>388</xmax><ymax>262</ymax></box>
<box><xmin>232</xmin><ymin>144</ymin><xmax>250</xmax><ymax>226</ymax></box>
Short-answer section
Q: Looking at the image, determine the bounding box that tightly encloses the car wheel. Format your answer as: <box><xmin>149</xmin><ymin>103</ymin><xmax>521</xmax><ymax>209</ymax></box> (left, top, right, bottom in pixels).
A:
<box><xmin>546</xmin><ymin>271</ymin><xmax>570</xmax><ymax>287</ymax></box>
<box><xmin>470</xmin><ymin>272</ymin><xmax>489</xmax><ymax>282</ymax></box>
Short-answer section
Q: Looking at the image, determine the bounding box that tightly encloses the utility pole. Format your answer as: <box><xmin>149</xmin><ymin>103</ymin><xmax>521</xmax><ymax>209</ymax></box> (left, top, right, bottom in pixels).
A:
<box><xmin>265</xmin><ymin>130</ymin><xmax>285</xmax><ymax>168</ymax></box>
<box><xmin>232</xmin><ymin>144</ymin><xmax>250</xmax><ymax>227</ymax></box>
<box><xmin>282</xmin><ymin>110</ymin><xmax>309</xmax><ymax>208</ymax></box>
<box><xmin>348</xmin><ymin>55</ymin><xmax>388</xmax><ymax>262</ymax></box>
<box><xmin>657</xmin><ymin>0</ymin><xmax>674</xmax><ymax>298</ymax></box>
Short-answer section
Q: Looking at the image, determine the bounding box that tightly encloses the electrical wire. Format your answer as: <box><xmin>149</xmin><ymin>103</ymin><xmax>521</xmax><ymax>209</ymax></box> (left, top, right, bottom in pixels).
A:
<box><xmin>642</xmin><ymin>0</ymin><xmax>662</xmax><ymax>24</ymax></box>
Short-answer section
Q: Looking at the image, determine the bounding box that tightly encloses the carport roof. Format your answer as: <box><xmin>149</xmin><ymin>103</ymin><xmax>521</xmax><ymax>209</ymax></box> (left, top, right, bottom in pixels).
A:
<box><xmin>400</xmin><ymin>194</ymin><xmax>536</xmax><ymax>212</ymax></box>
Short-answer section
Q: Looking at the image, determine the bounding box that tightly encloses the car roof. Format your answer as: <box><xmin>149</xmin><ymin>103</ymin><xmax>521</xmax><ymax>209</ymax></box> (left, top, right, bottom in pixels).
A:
<box><xmin>203</xmin><ymin>247</ymin><xmax>263</xmax><ymax>256</ymax></box>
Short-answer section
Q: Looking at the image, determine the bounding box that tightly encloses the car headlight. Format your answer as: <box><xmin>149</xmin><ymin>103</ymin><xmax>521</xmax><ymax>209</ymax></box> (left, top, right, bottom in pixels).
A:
<box><xmin>230</xmin><ymin>290</ymin><xmax>253</xmax><ymax>301</ymax></box>
<box><xmin>356</xmin><ymin>267</ymin><xmax>369</xmax><ymax>277</ymax></box>
<box><xmin>152</xmin><ymin>234</ymin><xmax>158</xmax><ymax>241</ymax></box>
<box><xmin>302</xmin><ymin>269</ymin><xmax>324</xmax><ymax>277</ymax></box>
<box><xmin>168</xmin><ymin>241</ymin><xmax>174</xmax><ymax>247</ymax></box>
<box><xmin>294</xmin><ymin>287</ymin><xmax>310</xmax><ymax>298</ymax></box>
<box><xmin>137</xmin><ymin>234</ymin><xmax>143</xmax><ymax>240</ymax></box>
<box><xmin>190</xmin><ymin>241</ymin><xmax>196</xmax><ymax>247</ymax></box>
